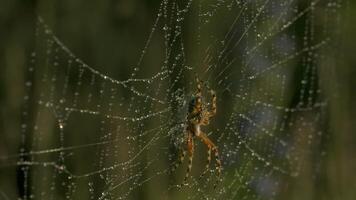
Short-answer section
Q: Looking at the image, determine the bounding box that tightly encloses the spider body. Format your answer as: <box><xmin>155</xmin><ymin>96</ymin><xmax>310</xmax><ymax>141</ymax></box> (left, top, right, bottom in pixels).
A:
<box><xmin>173</xmin><ymin>77</ymin><xmax>222</xmax><ymax>187</ymax></box>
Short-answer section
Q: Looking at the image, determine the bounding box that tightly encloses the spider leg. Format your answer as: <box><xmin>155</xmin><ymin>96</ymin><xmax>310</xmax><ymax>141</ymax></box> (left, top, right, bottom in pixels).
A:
<box><xmin>196</xmin><ymin>131</ymin><xmax>222</xmax><ymax>187</ymax></box>
<box><xmin>171</xmin><ymin>128</ymin><xmax>190</xmax><ymax>173</ymax></box>
<box><xmin>208</xmin><ymin>89</ymin><xmax>217</xmax><ymax>118</ymax></box>
<box><xmin>182</xmin><ymin>132</ymin><xmax>194</xmax><ymax>186</ymax></box>
<box><xmin>199</xmin><ymin>144</ymin><xmax>211</xmax><ymax>179</ymax></box>
<box><xmin>171</xmin><ymin>147</ymin><xmax>186</xmax><ymax>173</ymax></box>
<box><xmin>195</xmin><ymin>76</ymin><xmax>203</xmax><ymax>97</ymax></box>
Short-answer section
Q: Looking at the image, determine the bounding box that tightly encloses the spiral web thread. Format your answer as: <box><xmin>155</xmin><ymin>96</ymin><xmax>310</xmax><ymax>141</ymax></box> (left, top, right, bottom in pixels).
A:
<box><xmin>0</xmin><ymin>0</ymin><xmax>342</xmax><ymax>199</ymax></box>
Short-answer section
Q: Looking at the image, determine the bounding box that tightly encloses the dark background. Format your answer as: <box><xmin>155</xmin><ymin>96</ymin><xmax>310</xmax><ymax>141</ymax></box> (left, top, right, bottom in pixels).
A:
<box><xmin>0</xmin><ymin>0</ymin><xmax>355</xmax><ymax>199</ymax></box>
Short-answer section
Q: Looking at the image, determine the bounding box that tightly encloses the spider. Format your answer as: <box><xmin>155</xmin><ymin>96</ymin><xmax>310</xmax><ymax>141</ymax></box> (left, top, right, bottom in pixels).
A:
<box><xmin>172</xmin><ymin>76</ymin><xmax>222</xmax><ymax>187</ymax></box>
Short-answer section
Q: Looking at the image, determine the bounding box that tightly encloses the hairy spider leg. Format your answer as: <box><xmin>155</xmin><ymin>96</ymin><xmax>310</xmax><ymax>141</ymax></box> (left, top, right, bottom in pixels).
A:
<box><xmin>212</xmin><ymin>146</ymin><xmax>222</xmax><ymax>188</ymax></box>
<box><xmin>196</xmin><ymin>131</ymin><xmax>222</xmax><ymax>187</ymax></box>
<box><xmin>199</xmin><ymin>144</ymin><xmax>212</xmax><ymax>179</ymax></box>
<box><xmin>207</xmin><ymin>91</ymin><xmax>220</xmax><ymax>182</ymax></box>
<box><xmin>209</xmin><ymin>90</ymin><xmax>217</xmax><ymax>117</ymax></box>
<box><xmin>196</xmin><ymin>131</ymin><xmax>214</xmax><ymax>176</ymax></box>
<box><xmin>195</xmin><ymin>76</ymin><xmax>203</xmax><ymax>97</ymax></box>
<box><xmin>171</xmin><ymin>147</ymin><xmax>186</xmax><ymax>173</ymax></box>
<box><xmin>182</xmin><ymin>132</ymin><xmax>194</xmax><ymax>186</ymax></box>
<box><xmin>198</xmin><ymin>90</ymin><xmax>217</xmax><ymax>178</ymax></box>
<box><xmin>195</xmin><ymin>76</ymin><xmax>216</xmax><ymax>115</ymax></box>
<box><xmin>188</xmin><ymin>77</ymin><xmax>203</xmax><ymax>122</ymax></box>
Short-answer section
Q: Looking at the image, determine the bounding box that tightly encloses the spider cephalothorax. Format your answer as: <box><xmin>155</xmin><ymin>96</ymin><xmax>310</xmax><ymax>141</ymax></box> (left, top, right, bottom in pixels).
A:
<box><xmin>173</xmin><ymin>76</ymin><xmax>222</xmax><ymax>187</ymax></box>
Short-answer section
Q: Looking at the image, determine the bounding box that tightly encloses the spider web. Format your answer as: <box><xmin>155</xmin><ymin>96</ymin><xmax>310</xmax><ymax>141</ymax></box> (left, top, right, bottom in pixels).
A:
<box><xmin>0</xmin><ymin>0</ymin><xmax>342</xmax><ymax>199</ymax></box>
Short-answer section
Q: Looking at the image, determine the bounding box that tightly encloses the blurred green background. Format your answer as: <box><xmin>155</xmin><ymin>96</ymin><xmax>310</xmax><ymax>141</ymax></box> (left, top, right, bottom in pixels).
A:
<box><xmin>0</xmin><ymin>0</ymin><xmax>355</xmax><ymax>199</ymax></box>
